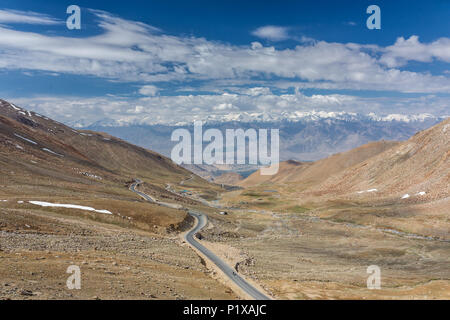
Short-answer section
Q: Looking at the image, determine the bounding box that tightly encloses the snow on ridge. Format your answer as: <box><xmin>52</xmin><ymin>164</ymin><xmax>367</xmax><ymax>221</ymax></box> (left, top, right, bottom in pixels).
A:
<box><xmin>9</xmin><ymin>103</ymin><xmax>20</xmax><ymax>111</ymax></box>
<box><xmin>357</xmin><ymin>188</ymin><xmax>378</xmax><ymax>194</ymax></box>
<box><xmin>42</xmin><ymin>148</ymin><xmax>64</xmax><ymax>157</ymax></box>
<box><xmin>401</xmin><ymin>192</ymin><xmax>426</xmax><ymax>199</ymax></box>
<box><xmin>14</xmin><ymin>133</ymin><xmax>37</xmax><ymax>145</ymax></box>
<box><xmin>443</xmin><ymin>124</ymin><xmax>450</xmax><ymax>133</ymax></box>
<box><xmin>95</xmin><ymin>209</ymin><xmax>112</xmax><ymax>214</ymax></box>
<box><xmin>374</xmin><ymin>113</ymin><xmax>435</xmax><ymax>123</ymax></box>
<box><xmin>28</xmin><ymin>201</ymin><xmax>112</xmax><ymax>215</ymax></box>
<box><xmin>74</xmin><ymin>111</ymin><xmax>441</xmax><ymax>127</ymax></box>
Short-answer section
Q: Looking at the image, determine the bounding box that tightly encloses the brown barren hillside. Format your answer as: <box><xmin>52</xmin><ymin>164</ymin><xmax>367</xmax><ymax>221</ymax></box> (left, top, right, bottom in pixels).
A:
<box><xmin>213</xmin><ymin>172</ymin><xmax>244</xmax><ymax>186</ymax></box>
<box><xmin>238</xmin><ymin>160</ymin><xmax>308</xmax><ymax>187</ymax></box>
<box><xmin>0</xmin><ymin>99</ymin><xmax>221</xmax><ymax>231</ymax></box>
<box><xmin>0</xmin><ymin>99</ymin><xmax>192</xmax><ymax>185</ymax></box>
<box><xmin>0</xmin><ymin>99</ymin><xmax>241</xmax><ymax>300</ymax></box>
<box><xmin>240</xmin><ymin>141</ymin><xmax>398</xmax><ymax>188</ymax></box>
<box><xmin>314</xmin><ymin>117</ymin><xmax>449</xmax><ymax>200</ymax></box>
<box><xmin>225</xmin><ymin>117</ymin><xmax>449</xmax><ymax>241</ymax></box>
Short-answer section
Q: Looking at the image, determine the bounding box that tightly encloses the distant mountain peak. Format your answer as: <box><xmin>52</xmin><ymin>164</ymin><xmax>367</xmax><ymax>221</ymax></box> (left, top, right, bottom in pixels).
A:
<box><xmin>68</xmin><ymin>110</ymin><xmax>445</xmax><ymax>128</ymax></box>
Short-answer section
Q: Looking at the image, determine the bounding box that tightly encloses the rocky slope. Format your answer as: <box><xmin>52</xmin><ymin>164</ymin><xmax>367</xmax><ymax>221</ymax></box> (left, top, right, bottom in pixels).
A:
<box><xmin>0</xmin><ymin>98</ymin><xmax>220</xmax><ymax>232</ymax></box>
<box><xmin>314</xmin><ymin>118</ymin><xmax>449</xmax><ymax>201</ymax></box>
<box><xmin>241</xmin><ymin>140</ymin><xmax>399</xmax><ymax>188</ymax></box>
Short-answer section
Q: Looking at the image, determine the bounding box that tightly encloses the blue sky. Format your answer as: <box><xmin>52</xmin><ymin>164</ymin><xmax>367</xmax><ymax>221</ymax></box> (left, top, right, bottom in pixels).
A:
<box><xmin>0</xmin><ymin>0</ymin><xmax>449</xmax><ymax>125</ymax></box>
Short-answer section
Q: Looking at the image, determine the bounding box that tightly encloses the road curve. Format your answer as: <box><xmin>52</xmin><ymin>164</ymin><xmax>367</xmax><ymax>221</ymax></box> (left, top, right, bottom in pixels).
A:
<box><xmin>129</xmin><ymin>179</ymin><xmax>270</xmax><ymax>300</ymax></box>
<box><xmin>185</xmin><ymin>211</ymin><xmax>270</xmax><ymax>300</ymax></box>
<box><xmin>130</xmin><ymin>179</ymin><xmax>157</xmax><ymax>202</ymax></box>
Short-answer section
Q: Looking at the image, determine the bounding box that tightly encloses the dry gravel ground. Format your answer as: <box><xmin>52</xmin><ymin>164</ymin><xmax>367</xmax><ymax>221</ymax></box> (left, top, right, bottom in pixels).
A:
<box><xmin>201</xmin><ymin>210</ymin><xmax>450</xmax><ymax>300</ymax></box>
<box><xmin>0</xmin><ymin>207</ymin><xmax>236</xmax><ymax>300</ymax></box>
<box><xmin>1</xmin><ymin>194</ymin><xmax>448</xmax><ymax>300</ymax></box>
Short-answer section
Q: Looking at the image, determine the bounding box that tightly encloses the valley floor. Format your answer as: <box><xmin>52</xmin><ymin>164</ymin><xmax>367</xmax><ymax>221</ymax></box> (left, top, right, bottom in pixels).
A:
<box><xmin>199</xmin><ymin>208</ymin><xmax>450</xmax><ymax>300</ymax></box>
<box><xmin>1</xmin><ymin>185</ymin><xmax>448</xmax><ymax>300</ymax></box>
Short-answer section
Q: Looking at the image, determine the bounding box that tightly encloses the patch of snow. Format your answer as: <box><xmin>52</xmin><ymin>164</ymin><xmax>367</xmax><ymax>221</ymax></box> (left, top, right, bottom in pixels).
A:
<box><xmin>14</xmin><ymin>133</ymin><xmax>37</xmax><ymax>145</ymax></box>
<box><xmin>357</xmin><ymin>189</ymin><xmax>378</xmax><ymax>194</ymax></box>
<box><xmin>0</xmin><ymin>200</ymin><xmax>7</xmax><ymax>202</ymax></box>
<box><xmin>28</xmin><ymin>201</ymin><xmax>112</xmax><ymax>215</ymax></box>
<box><xmin>18</xmin><ymin>111</ymin><xmax>26</xmax><ymax>116</ymax></box>
<box><xmin>9</xmin><ymin>103</ymin><xmax>20</xmax><ymax>110</ymax></box>
<box><xmin>416</xmin><ymin>192</ymin><xmax>426</xmax><ymax>196</ymax></box>
<box><xmin>95</xmin><ymin>209</ymin><xmax>112</xmax><ymax>214</ymax></box>
<box><xmin>16</xmin><ymin>145</ymin><xmax>23</xmax><ymax>150</ymax></box>
<box><xmin>401</xmin><ymin>194</ymin><xmax>410</xmax><ymax>199</ymax></box>
<box><xmin>27</xmin><ymin>111</ymin><xmax>32</xmax><ymax>117</ymax></box>
<box><xmin>371</xmin><ymin>113</ymin><xmax>435</xmax><ymax>123</ymax></box>
<box><xmin>17</xmin><ymin>201</ymin><xmax>24</xmax><ymax>204</ymax></box>
<box><xmin>42</xmin><ymin>148</ymin><xmax>63</xmax><ymax>157</ymax></box>
<box><xmin>79</xmin><ymin>172</ymin><xmax>102</xmax><ymax>180</ymax></box>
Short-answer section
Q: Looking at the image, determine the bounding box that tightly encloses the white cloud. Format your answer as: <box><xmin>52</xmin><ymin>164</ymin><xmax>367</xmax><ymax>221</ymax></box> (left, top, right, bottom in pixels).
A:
<box><xmin>139</xmin><ymin>85</ymin><xmax>159</xmax><ymax>96</ymax></box>
<box><xmin>251</xmin><ymin>25</ymin><xmax>290</xmax><ymax>41</ymax></box>
<box><xmin>297</xmin><ymin>35</ymin><xmax>316</xmax><ymax>44</ymax></box>
<box><xmin>0</xmin><ymin>9</ymin><xmax>61</xmax><ymax>25</ymax></box>
<box><xmin>127</xmin><ymin>105</ymin><xmax>144</xmax><ymax>114</ymax></box>
<box><xmin>380</xmin><ymin>36</ymin><xmax>450</xmax><ymax>67</ymax></box>
<box><xmin>0</xmin><ymin>10</ymin><xmax>448</xmax><ymax>95</ymax></box>
<box><xmin>245</xmin><ymin>87</ymin><xmax>272</xmax><ymax>96</ymax></box>
<box><xmin>213</xmin><ymin>103</ymin><xmax>237</xmax><ymax>111</ymax></box>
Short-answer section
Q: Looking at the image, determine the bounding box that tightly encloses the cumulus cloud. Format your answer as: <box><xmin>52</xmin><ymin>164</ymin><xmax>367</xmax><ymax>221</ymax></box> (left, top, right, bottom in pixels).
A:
<box><xmin>128</xmin><ymin>105</ymin><xmax>145</xmax><ymax>114</ymax></box>
<box><xmin>213</xmin><ymin>103</ymin><xmax>237</xmax><ymax>111</ymax></box>
<box><xmin>251</xmin><ymin>25</ymin><xmax>290</xmax><ymax>41</ymax></box>
<box><xmin>380</xmin><ymin>36</ymin><xmax>450</xmax><ymax>67</ymax></box>
<box><xmin>245</xmin><ymin>87</ymin><xmax>272</xmax><ymax>96</ymax></box>
<box><xmin>139</xmin><ymin>85</ymin><xmax>159</xmax><ymax>96</ymax></box>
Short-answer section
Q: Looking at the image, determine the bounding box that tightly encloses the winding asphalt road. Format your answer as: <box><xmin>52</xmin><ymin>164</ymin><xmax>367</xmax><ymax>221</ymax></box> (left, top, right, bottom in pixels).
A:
<box><xmin>130</xmin><ymin>179</ymin><xmax>270</xmax><ymax>300</ymax></box>
<box><xmin>185</xmin><ymin>210</ymin><xmax>270</xmax><ymax>300</ymax></box>
<box><xmin>130</xmin><ymin>179</ymin><xmax>157</xmax><ymax>202</ymax></box>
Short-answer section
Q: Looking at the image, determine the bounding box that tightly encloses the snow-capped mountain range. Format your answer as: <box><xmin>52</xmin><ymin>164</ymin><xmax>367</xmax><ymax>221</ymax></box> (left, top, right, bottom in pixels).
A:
<box><xmin>70</xmin><ymin>111</ymin><xmax>447</xmax><ymax>128</ymax></box>
<box><xmin>81</xmin><ymin>111</ymin><xmax>447</xmax><ymax>162</ymax></box>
